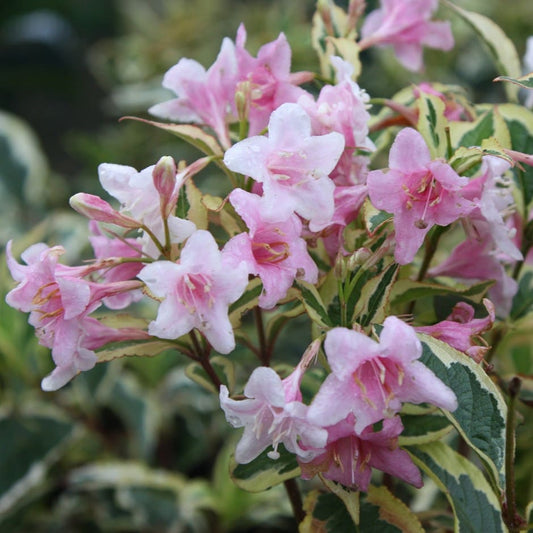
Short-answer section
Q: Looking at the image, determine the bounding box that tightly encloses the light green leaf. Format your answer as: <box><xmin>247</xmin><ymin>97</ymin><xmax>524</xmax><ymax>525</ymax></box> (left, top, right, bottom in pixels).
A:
<box><xmin>296</xmin><ymin>280</ymin><xmax>334</xmax><ymax>329</ymax></box>
<box><xmin>96</xmin><ymin>340</ymin><xmax>177</xmax><ymax>363</ymax></box>
<box><xmin>418</xmin><ymin>334</ymin><xmax>507</xmax><ymax>490</ymax></box>
<box><xmin>494</xmin><ymin>72</ymin><xmax>533</xmax><ymax>90</ymax></box>
<box><xmin>229</xmin><ymin>278</ymin><xmax>263</xmax><ymax>328</ymax></box>
<box><xmin>399</xmin><ymin>412</ymin><xmax>454</xmax><ymax>446</ymax></box>
<box><xmin>230</xmin><ymin>446</ymin><xmax>300</xmax><ymax>493</ymax></box>
<box><xmin>409</xmin><ymin>441</ymin><xmax>507</xmax><ymax>533</ymax></box>
<box><xmin>390</xmin><ymin>279</ymin><xmax>493</xmax><ymax>307</ymax></box>
<box><xmin>444</xmin><ymin>1</ymin><xmax>521</xmax><ymax>102</ymax></box>
<box><xmin>120</xmin><ymin>116</ymin><xmax>223</xmax><ymax>157</ymax></box>
<box><xmin>417</xmin><ymin>91</ymin><xmax>448</xmax><ymax>159</ymax></box>
<box><xmin>362</xmin><ymin>198</ymin><xmax>393</xmax><ymax>235</ymax></box>
<box><xmin>351</xmin><ymin>262</ymin><xmax>399</xmax><ymax>327</ymax></box>
<box><xmin>185</xmin><ymin>179</ymin><xmax>208</xmax><ymax>230</ymax></box>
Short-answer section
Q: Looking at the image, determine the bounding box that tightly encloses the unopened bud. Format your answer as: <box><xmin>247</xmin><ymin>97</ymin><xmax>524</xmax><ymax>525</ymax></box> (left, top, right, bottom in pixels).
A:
<box><xmin>334</xmin><ymin>253</ymin><xmax>347</xmax><ymax>279</ymax></box>
<box><xmin>70</xmin><ymin>193</ymin><xmax>141</xmax><ymax>228</ymax></box>
<box><xmin>153</xmin><ymin>156</ymin><xmax>177</xmax><ymax>201</ymax></box>
<box><xmin>235</xmin><ymin>82</ymin><xmax>250</xmax><ymax>123</ymax></box>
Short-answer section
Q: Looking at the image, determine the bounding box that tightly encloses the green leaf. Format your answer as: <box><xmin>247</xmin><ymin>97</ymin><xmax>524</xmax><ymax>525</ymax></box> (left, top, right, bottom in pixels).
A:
<box><xmin>96</xmin><ymin>340</ymin><xmax>177</xmax><ymax>363</ymax></box>
<box><xmin>0</xmin><ymin>407</ymin><xmax>76</xmax><ymax>516</ymax></box>
<box><xmin>511</xmin><ymin>271</ymin><xmax>533</xmax><ymax>320</ymax></box>
<box><xmin>296</xmin><ymin>280</ymin><xmax>334</xmax><ymax>329</ymax></box>
<box><xmin>494</xmin><ymin>72</ymin><xmax>533</xmax><ymax>90</ymax></box>
<box><xmin>399</xmin><ymin>412</ymin><xmax>454</xmax><ymax>446</ymax></box>
<box><xmin>229</xmin><ymin>278</ymin><xmax>263</xmax><ymax>328</ymax></box>
<box><xmin>390</xmin><ymin>279</ymin><xmax>493</xmax><ymax>307</ymax></box>
<box><xmin>120</xmin><ymin>117</ymin><xmax>223</xmax><ymax>157</ymax></box>
<box><xmin>409</xmin><ymin>441</ymin><xmax>507</xmax><ymax>533</ymax></box>
<box><xmin>451</xmin><ymin>110</ymin><xmax>510</xmax><ymax>151</ymax></box>
<box><xmin>352</xmin><ymin>262</ymin><xmax>399</xmax><ymax>327</ymax></box>
<box><xmin>444</xmin><ymin>1</ymin><xmax>521</xmax><ymax>102</ymax></box>
<box><xmin>417</xmin><ymin>91</ymin><xmax>448</xmax><ymax>158</ymax></box>
<box><xmin>301</xmin><ymin>491</ymin><xmax>359</xmax><ymax>533</ymax></box>
<box><xmin>418</xmin><ymin>334</ymin><xmax>507</xmax><ymax>490</ymax></box>
<box><xmin>362</xmin><ymin>198</ymin><xmax>392</xmax><ymax>235</ymax></box>
<box><xmin>184</xmin><ymin>179</ymin><xmax>207</xmax><ymax>230</ymax></box>
<box><xmin>229</xmin><ymin>445</ymin><xmax>300</xmax><ymax>493</ymax></box>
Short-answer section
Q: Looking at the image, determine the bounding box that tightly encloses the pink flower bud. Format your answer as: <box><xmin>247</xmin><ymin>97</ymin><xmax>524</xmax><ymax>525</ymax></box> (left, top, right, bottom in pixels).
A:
<box><xmin>70</xmin><ymin>193</ymin><xmax>141</xmax><ymax>229</ymax></box>
<box><xmin>152</xmin><ymin>156</ymin><xmax>177</xmax><ymax>207</ymax></box>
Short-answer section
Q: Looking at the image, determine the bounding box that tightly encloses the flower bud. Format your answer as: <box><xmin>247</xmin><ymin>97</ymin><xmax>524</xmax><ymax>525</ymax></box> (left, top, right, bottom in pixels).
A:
<box><xmin>70</xmin><ymin>193</ymin><xmax>141</xmax><ymax>228</ymax></box>
<box><xmin>153</xmin><ymin>156</ymin><xmax>177</xmax><ymax>208</ymax></box>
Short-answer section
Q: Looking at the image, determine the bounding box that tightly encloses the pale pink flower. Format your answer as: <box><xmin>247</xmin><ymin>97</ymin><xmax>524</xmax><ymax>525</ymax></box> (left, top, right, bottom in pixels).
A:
<box><xmin>220</xmin><ymin>341</ymin><xmax>328</xmax><ymax>463</ymax></box>
<box><xmin>98</xmin><ymin>162</ymin><xmax>196</xmax><ymax>258</ymax></box>
<box><xmin>298</xmin><ymin>56</ymin><xmax>374</xmax><ymax>186</ymax></box>
<box><xmin>234</xmin><ymin>24</ymin><xmax>311</xmax><ymax>136</ymax></box>
<box><xmin>138</xmin><ymin>230</ymin><xmax>248</xmax><ymax>353</ymax></box>
<box><xmin>415</xmin><ymin>299</ymin><xmax>495</xmax><ymax>363</ymax></box>
<box><xmin>223</xmin><ymin>103</ymin><xmax>345</xmax><ymax>230</ymax></box>
<box><xmin>308</xmin><ymin>317</ymin><xmax>457</xmax><ymax>434</ymax></box>
<box><xmin>224</xmin><ymin>189</ymin><xmax>317</xmax><ymax>309</ymax></box>
<box><xmin>463</xmin><ymin>156</ymin><xmax>522</xmax><ymax>261</ymax></box>
<box><xmin>367</xmin><ymin>127</ymin><xmax>474</xmax><ymax>265</ymax></box>
<box><xmin>5</xmin><ymin>241</ymin><xmax>145</xmax><ymax>390</ymax></box>
<box><xmin>299</xmin><ymin>414</ymin><xmax>422</xmax><ymax>490</ymax></box>
<box><xmin>88</xmin><ymin>221</ymin><xmax>144</xmax><ymax>310</ymax></box>
<box><xmin>149</xmin><ymin>36</ymin><xmax>238</xmax><ymax>147</ymax></box>
<box><xmin>429</xmin><ymin>235</ymin><xmax>518</xmax><ymax>317</ymax></box>
<box><xmin>359</xmin><ymin>0</ymin><xmax>454</xmax><ymax>71</ymax></box>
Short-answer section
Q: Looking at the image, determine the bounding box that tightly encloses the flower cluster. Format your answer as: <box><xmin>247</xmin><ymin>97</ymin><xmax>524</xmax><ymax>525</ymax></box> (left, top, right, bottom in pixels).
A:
<box><xmin>5</xmin><ymin>0</ymin><xmax>533</xmax><ymax>512</ymax></box>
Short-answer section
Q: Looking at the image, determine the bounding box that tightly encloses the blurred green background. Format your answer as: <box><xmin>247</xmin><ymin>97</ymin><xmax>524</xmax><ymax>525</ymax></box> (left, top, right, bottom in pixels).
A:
<box><xmin>1</xmin><ymin>1</ymin><xmax>532</xmax><ymax>531</ymax></box>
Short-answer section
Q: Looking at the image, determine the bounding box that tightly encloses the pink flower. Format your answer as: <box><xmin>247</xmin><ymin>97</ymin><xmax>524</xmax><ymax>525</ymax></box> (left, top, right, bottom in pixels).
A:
<box><xmin>149</xmin><ymin>36</ymin><xmax>238</xmax><ymax>147</ymax></box>
<box><xmin>415</xmin><ymin>299</ymin><xmax>495</xmax><ymax>363</ymax></box>
<box><xmin>367</xmin><ymin>127</ymin><xmax>474</xmax><ymax>264</ymax></box>
<box><xmin>88</xmin><ymin>221</ymin><xmax>144</xmax><ymax>310</ymax></box>
<box><xmin>220</xmin><ymin>341</ymin><xmax>328</xmax><ymax>463</ymax></box>
<box><xmin>234</xmin><ymin>24</ymin><xmax>311</xmax><ymax>137</ymax></box>
<box><xmin>463</xmin><ymin>156</ymin><xmax>522</xmax><ymax>262</ymax></box>
<box><xmin>428</xmin><ymin>235</ymin><xmax>518</xmax><ymax>317</ymax></box>
<box><xmin>299</xmin><ymin>415</ymin><xmax>422</xmax><ymax>490</ymax></box>
<box><xmin>298</xmin><ymin>56</ymin><xmax>374</xmax><ymax>186</ymax></box>
<box><xmin>98</xmin><ymin>162</ymin><xmax>196</xmax><ymax>258</ymax></box>
<box><xmin>223</xmin><ymin>189</ymin><xmax>318</xmax><ymax>309</ymax></box>
<box><xmin>223</xmin><ymin>103</ymin><xmax>345</xmax><ymax>230</ymax></box>
<box><xmin>138</xmin><ymin>230</ymin><xmax>248</xmax><ymax>353</ymax></box>
<box><xmin>5</xmin><ymin>241</ymin><xmax>145</xmax><ymax>390</ymax></box>
<box><xmin>359</xmin><ymin>0</ymin><xmax>454</xmax><ymax>71</ymax></box>
<box><xmin>308</xmin><ymin>317</ymin><xmax>457</xmax><ymax>434</ymax></box>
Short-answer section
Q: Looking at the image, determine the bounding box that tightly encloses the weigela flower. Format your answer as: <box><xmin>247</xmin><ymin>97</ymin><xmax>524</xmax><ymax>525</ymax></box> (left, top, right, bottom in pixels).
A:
<box><xmin>88</xmin><ymin>221</ymin><xmax>144</xmax><ymax>310</ymax></box>
<box><xmin>298</xmin><ymin>56</ymin><xmax>374</xmax><ymax>186</ymax></box>
<box><xmin>220</xmin><ymin>341</ymin><xmax>328</xmax><ymax>463</ymax></box>
<box><xmin>299</xmin><ymin>414</ymin><xmax>422</xmax><ymax>491</ymax></box>
<box><xmin>5</xmin><ymin>241</ymin><xmax>146</xmax><ymax>390</ymax></box>
<box><xmin>224</xmin><ymin>189</ymin><xmax>318</xmax><ymax>309</ymax></box>
<box><xmin>367</xmin><ymin>127</ymin><xmax>474</xmax><ymax>264</ymax></box>
<box><xmin>149</xmin><ymin>35</ymin><xmax>238</xmax><ymax>148</ymax></box>
<box><xmin>223</xmin><ymin>103</ymin><xmax>345</xmax><ymax>230</ymax></box>
<box><xmin>429</xmin><ymin>234</ymin><xmax>518</xmax><ymax>317</ymax></box>
<box><xmin>359</xmin><ymin>0</ymin><xmax>454</xmax><ymax>71</ymax></box>
<box><xmin>307</xmin><ymin>317</ymin><xmax>457</xmax><ymax>434</ymax></box>
<box><xmin>98</xmin><ymin>162</ymin><xmax>196</xmax><ymax>258</ymax></box>
<box><xmin>415</xmin><ymin>299</ymin><xmax>495</xmax><ymax>363</ymax></box>
<box><xmin>138</xmin><ymin>230</ymin><xmax>248</xmax><ymax>353</ymax></box>
<box><xmin>234</xmin><ymin>24</ymin><xmax>311</xmax><ymax>137</ymax></box>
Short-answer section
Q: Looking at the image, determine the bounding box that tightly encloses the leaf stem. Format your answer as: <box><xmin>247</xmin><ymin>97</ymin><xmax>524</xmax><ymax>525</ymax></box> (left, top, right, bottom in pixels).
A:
<box><xmin>254</xmin><ymin>307</ymin><xmax>270</xmax><ymax>366</ymax></box>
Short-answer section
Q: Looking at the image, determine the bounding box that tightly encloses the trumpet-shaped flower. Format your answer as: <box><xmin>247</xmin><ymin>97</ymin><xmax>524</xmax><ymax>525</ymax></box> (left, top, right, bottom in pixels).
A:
<box><xmin>220</xmin><ymin>342</ymin><xmax>328</xmax><ymax>463</ymax></box>
<box><xmin>138</xmin><ymin>230</ymin><xmax>248</xmax><ymax>353</ymax></box>
<box><xmin>359</xmin><ymin>0</ymin><xmax>454</xmax><ymax>71</ymax></box>
<box><xmin>223</xmin><ymin>103</ymin><xmax>345</xmax><ymax>230</ymax></box>
<box><xmin>367</xmin><ymin>127</ymin><xmax>474</xmax><ymax>264</ymax></box>
<box><xmin>224</xmin><ymin>189</ymin><xmax>318</xmax><ymax>309</ymax></box>
<box><xmin>308</xmin><ymin>317</ymin><xmax>457</xmax><ymax>434</ymax></box>
<box><xmin>299</xmin><ymin>414</ymin><xmax>422</xmax><ymax>490</ymax></box>
<box><xmin>5</xmin><ymin>241</ymin><xmax>146</xmax><ymax>390</ymax></box>
<box><xmin>98</xmin><ymin>162</ymin><xmax>196</xmax><ymax>258</ymax></box>
<box><xmin>415</xmin><ymin>299</ymin><xmax>495</xmax><ymax>362</ymax></box>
